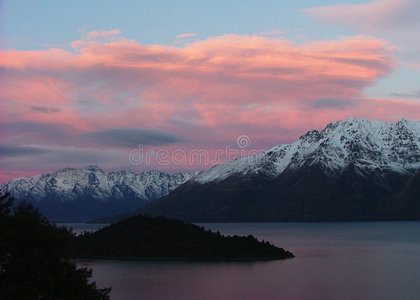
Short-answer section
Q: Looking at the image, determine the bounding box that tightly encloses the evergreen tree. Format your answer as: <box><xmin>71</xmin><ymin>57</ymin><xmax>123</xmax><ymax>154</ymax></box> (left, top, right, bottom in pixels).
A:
<box><xmin>0</xmin><ymin>193</ymin><xmax>111</xmax><ymax>300</ymax></box>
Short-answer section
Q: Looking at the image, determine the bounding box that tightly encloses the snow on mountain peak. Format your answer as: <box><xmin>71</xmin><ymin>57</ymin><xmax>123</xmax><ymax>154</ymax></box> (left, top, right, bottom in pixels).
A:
<box><xmin>194</xmin><ymin>118</ymin><xmax>420</xmax><ymax>184</ymax></box>
<box><xmin>83</xmin><ymin>165</ymin><xmax>104</xmax><ymax>172</ymax></box>
<box><xmin>0</xmin><ymin>167</ymin><xmax>196</xmax><ymax>203</ymax></box>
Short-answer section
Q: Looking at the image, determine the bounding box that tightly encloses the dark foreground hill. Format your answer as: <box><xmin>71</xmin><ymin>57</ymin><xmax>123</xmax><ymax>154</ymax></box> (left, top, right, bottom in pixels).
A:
<box><xmin>69</xmin><ymin>215</ymin><xmax>294</xmax><ymax>260</ymax></box>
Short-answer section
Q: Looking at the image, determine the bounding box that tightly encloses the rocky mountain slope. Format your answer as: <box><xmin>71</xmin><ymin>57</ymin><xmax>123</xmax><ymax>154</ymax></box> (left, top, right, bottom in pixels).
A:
<box><xmin>140</xmin><ymin>118</ymin><xmax>420</xmax><ymax>222</ymax></box>
<box><xmin>194</xmin><ymin>117</ymin><xmax>420</xmax><ymax>183</ymax></box>
<box><xmin>0</xmin><ymin>166</ymin><xmax>195</xmax><ymax>221</ymax></box>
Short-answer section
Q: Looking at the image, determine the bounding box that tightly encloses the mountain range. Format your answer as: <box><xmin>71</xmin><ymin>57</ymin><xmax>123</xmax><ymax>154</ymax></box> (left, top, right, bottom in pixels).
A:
<box><xmin>2</xmin><ymin>118</ymin><xmax>419</xmax><ymax>222</ymax></box>
<box><xmin>140</xmin><ymin>118</ymin><xmax>420</xmax><ymax>221</ymax></box>
<box><xmin>0</xmin><ymin>166</ymin><xmax>195</xmax><ymax>222</ymax></box>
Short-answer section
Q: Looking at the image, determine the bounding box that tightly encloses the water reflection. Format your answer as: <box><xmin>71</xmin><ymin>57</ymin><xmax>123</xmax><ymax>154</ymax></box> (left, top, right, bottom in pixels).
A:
<box><xmin>77</xmin><ymin>222</ymin><xmax>420</xmax><ymax>300</ymax></box>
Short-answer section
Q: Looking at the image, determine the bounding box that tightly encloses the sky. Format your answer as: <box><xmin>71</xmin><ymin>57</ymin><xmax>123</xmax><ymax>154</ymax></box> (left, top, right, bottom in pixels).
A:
<box><xmin>1</xmin><ymin>0</ymin><xmax>420</xmax><ymax>181</ymax></box>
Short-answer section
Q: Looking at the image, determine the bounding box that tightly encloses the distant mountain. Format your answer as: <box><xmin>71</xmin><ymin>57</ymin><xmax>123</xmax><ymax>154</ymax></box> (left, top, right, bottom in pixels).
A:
<box><xmin>140</xmin><ymin>118</ymin><xmax>420</xmax><ymax>222</ymax></box>
<box><xmin>0</xmin><ymin>166</ymin><xmax>196</xmax><ymax>222</ymax></box>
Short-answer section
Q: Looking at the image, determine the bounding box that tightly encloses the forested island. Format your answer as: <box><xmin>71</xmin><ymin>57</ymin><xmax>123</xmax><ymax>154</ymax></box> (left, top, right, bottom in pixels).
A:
<box><xmin>70</xmin><ymin>215</ymin><xmax>294</xmax><ymax>260</ymax></box>
<box><xmin>1</xmin><ymin>193</ymin><xmax>293</xmax><ymax>299</ymax></box>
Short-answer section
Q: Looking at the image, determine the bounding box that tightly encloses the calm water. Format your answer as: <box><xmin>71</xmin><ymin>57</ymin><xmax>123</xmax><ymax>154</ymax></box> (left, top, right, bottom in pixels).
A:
<box><xmin>74</xmin><ymin>222</ymin><xmax>420</xmax><ymax>300</ymax></box>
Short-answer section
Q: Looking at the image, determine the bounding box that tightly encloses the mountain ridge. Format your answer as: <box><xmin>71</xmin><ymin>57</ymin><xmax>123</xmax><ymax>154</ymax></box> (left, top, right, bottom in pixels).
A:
<box><xmin>193</xmin><ymin>117</ymin><xmax>420</xmax><ymax>184</ymax></box>
<box><xmin>139</xmin><ymin>118</ymin><xmax>420</xmax><ymax>222</ymax></box>
<box><xmin>3</xmin><ymin>118</ymin><xmax>420</xmax><ymax>222</ymax></box>
<box><xmin>0</xmin><ymin>166</ymin><xmax>196</xmax><ymax>222</ymax></box>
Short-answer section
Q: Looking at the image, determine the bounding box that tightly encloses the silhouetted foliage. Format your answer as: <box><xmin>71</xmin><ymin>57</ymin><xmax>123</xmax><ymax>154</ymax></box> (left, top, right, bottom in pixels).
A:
<box><xmin>0</xmin><ymin>193</ymin><xmax>111</xmax><ymax>300</ymax></box>
<box><xmin>70</xmin><ymin>214</ymin><xmax>294</xmax><ymax>260</ymax></box>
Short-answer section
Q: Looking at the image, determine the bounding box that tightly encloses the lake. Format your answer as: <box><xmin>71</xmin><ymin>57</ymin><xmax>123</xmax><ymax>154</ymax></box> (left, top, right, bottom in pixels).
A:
<box><xmin>73</xmin><ymin>222</ymin><xmax>420</xmax><ymax>300</ymax></box>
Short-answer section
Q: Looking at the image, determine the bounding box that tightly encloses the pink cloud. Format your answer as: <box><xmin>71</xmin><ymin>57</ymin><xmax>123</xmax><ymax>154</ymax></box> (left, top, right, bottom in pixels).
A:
<box><xmin>1</xmin><ymin>32</ymin><xmax>419</xmax><ymax>179</ymax></box>
<box><xmin>305</xmin><ymin>0</ymin><xmax>420</xmax><ymax>31</ymax></box>
<box><xmin>260</xmin><ymin>29</ymin><xmax>286</xmax><ymax>36</ymax></box>
<box><xmin>175</xmin><ymin>33</ymin><xmax>197</xmax><ymax>39</ymax></box>
<box><xmin>86</xmin><ymin>29</ymin><xmax>121</xmax><ymax>39</ymax></box>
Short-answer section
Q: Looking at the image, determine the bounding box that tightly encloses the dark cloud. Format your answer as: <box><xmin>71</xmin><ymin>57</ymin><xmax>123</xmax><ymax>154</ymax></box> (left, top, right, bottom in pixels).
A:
<box><xmin>30</xmin><ymin>106</ymin><xmax>61</xmax><ymax>113</ymax></box>
<box><xmin>0</xmin><ymin>145</ymin><xmax>127</xmax><ymax>172</ymax></box>
<box><xmin>0</xmin><ymin>145</ymin><xmax>50</xmax><ymax>157</ymax></box>
<box><xmin>1</xmin><ymin>121</ymin><xmax>73</xmax><ymax>138</ymax></box>
<box><xmin>85</xmin><ymin>128</ymin><xmax>182</xmax><ymax>147</ymax></box>
<box><xmin>39</xmin><ymin>147</ymin><xmax>115</xmax><ymax>163</ymax></box>
<box><xmin>392</xmin><ymin>90</ymin><xmax>420</xmax><ymax>99</ymax></box>
<box><xmin>0</xmin><ymin>121</ymin><xmax>75</xmax><ymax>148</ymax></box>
<box><xmin>300</xmin><ymin>98</ymin><xmax>361</xmax><ymax>110</ymax></box>
<box><xmin>0</xmin><ymin>122</ymin><xmax>182</xmax><ymax>149</ymax></box>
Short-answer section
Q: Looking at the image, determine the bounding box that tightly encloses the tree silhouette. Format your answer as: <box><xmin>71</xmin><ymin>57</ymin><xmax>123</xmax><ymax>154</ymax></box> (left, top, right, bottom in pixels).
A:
<box><xmin>0</xmin><ymin>192</ymin><xmax>110</xmax><ymax>300</ymax></box>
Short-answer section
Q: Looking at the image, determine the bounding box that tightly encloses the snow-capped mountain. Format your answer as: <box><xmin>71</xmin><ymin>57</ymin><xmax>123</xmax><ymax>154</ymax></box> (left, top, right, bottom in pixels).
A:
<box><xmin>0</xmin><ymin>166</ymin><xmax>196</xmax><ymax>221</ymax></box>
<box><xmin>194</xmin><ymin>117</ymin><xmax>420</xmax><ymax>183</ymax></box>
<box><xmin>141</xmin><ymin>118</ymin><xmax>420</xmax><ymax>222</ymax></box>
